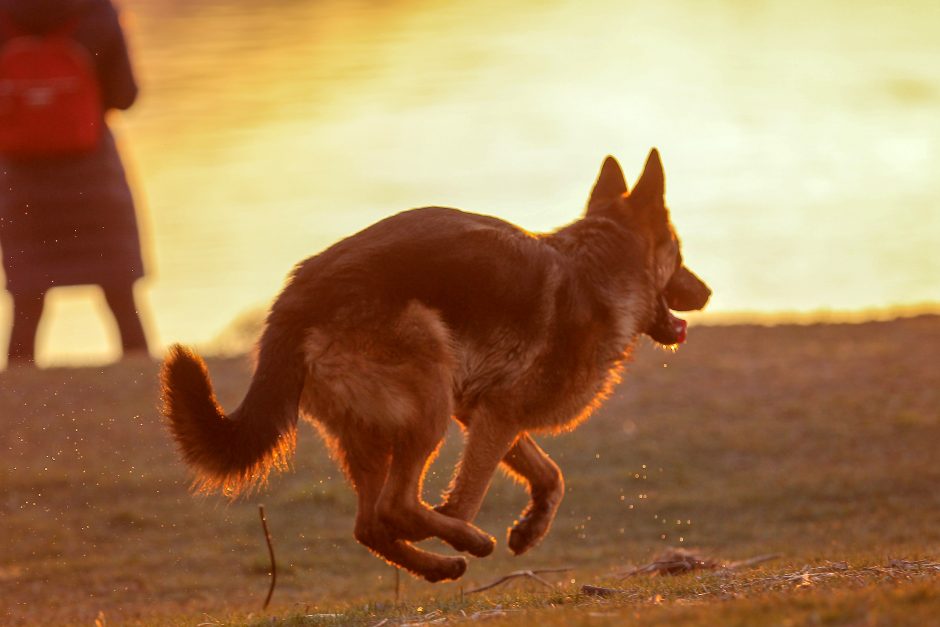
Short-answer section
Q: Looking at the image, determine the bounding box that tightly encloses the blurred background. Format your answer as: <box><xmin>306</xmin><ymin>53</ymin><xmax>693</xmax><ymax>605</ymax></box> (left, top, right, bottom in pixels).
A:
<box><xmin>1</xmin><ymin>0</ymin><xmax>937</xmax><ymax>367</ymax></box>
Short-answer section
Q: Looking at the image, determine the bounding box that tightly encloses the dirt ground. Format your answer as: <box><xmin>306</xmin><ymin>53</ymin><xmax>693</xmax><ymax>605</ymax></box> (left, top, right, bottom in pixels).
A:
<box><xmin>1</xmin><ymin>315</ymin><xmax>938</xmax><ymax>625</ymax></box>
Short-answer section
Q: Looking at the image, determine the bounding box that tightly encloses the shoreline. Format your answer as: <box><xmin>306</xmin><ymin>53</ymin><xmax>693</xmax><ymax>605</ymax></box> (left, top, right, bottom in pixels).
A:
<box><xmin>2</xmin><ymin>307</ymin><xmax>938</xmax><ymax>371</ymax></box>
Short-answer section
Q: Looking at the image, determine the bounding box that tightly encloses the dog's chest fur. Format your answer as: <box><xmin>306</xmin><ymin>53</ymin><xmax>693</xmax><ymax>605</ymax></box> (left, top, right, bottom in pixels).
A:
<box><xmin>449</xmin><ymin>267</ymin><xmax>645</xmax><ymax>432</ymax></box>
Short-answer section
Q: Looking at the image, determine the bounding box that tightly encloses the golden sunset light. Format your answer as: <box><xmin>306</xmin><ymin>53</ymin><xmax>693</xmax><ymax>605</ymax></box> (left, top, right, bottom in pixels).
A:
<box><xmin>1</xmin><ymin>0</ymin><xmax>937</xmax><ymax>366</ymax></box>
<box><xmin>2</xmin><ymin>1</ymin><xmax>939</xmax><ymax>624</ymax></box>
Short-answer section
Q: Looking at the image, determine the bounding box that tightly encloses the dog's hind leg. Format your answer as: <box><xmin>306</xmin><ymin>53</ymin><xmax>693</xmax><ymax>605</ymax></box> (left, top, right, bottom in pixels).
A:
<box><xmin>342</xmin><ymin>433</ymin><xmax>471</xmax><ymax>582</ymax></box>
<box><xmin>375</xmin><ymin>419</ymin><xmax>496</xmax><ymax>559</ymax></box>
<box><xmin>500</xmin><ymin>433</ymin><xmax>565</xmax><ymax>555</ymax></box>
<box><xmin>315</xmin><ymin>301</ymin><xmax>494</xmax><ymax>580</ymax></box>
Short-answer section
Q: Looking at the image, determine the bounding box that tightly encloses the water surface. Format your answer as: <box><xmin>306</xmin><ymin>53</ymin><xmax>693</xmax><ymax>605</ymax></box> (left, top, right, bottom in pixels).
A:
<box><xmin>4</xmin><ymin>0</ymin><xmax>939</xmax><ymax>366</ymax></box>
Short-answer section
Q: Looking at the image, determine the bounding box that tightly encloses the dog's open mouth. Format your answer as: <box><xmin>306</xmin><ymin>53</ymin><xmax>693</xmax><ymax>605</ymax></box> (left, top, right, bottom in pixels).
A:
<box><xmin>647</xmin><ymin>296</ymin><xmax>688</xmax><ymax>346</ymax></box>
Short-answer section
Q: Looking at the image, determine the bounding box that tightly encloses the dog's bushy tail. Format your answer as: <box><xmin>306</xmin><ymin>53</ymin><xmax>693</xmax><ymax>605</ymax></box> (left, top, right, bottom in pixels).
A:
<box><xmin>161</xmin><ymin>328</ymin><xmax>305</xmax><ymax>496</ymax></box>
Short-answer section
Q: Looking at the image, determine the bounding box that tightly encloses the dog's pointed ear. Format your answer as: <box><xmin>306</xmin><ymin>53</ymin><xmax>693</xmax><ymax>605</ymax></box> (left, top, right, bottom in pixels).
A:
<box><xmin>586</xmin><ymin>156</ymin><xmax>628</xmax><ymax>215</ymax></box>
<box><xmin>630</xmin><ymin>148</ymin><xmax>665</xmax><ymax>208</ymax></box>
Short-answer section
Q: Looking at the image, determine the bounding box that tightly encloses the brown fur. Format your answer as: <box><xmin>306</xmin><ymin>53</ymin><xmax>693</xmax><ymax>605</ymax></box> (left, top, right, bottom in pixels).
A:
<box><xmin>161</xmin><ymin>150</ymin><xmax>710</xmax><ymax>582</ymax></box>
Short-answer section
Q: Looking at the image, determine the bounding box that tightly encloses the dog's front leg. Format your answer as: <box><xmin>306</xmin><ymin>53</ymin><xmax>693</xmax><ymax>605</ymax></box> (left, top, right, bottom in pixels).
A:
<box><xmin>501</xmin><ymin>433</ymin><xmax>564</xmax><ymax>555</ymax></box>
<box><xmin>436</xmin><ymin>418</ymin><xmax>519</xmax><ymax>523</ymax></box>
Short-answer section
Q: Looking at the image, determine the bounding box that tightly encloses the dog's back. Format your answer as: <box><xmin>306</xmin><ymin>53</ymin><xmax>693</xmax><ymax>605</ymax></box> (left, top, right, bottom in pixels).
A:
<box><xmin>280</xmin><ymin>207</ymin><xmax>559</xmax><ymax>334</ymax></box>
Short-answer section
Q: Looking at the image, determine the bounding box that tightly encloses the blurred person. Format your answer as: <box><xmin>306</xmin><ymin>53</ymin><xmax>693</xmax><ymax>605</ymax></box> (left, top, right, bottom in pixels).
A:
<box><xmin>0</xmin><ymin>0</ymin><xmax>149</xmax><ymax>366</ymax></box>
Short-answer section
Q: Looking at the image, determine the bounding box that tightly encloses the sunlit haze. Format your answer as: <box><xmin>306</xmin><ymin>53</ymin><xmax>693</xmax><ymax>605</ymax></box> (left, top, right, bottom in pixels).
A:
<box><xmin>2</xmin><ymin>0</ymin><xmax>938</xmax><ymax>367</ymax></box>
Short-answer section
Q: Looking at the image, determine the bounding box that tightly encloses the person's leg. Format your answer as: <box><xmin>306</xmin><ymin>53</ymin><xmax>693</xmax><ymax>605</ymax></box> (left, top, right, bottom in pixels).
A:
<box><xmin>101</xmin><ymin>282</ymin><xmax>149</xmax><ymax>356</ymax></box>
<box><xmin>8</xmin><ymin>290</ymin><xmax>47</xmax><ymax>365</ymax></box>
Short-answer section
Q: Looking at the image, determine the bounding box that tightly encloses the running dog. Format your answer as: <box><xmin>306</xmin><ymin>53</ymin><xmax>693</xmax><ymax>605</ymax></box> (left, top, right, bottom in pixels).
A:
<box><xmin>161</xmin><ymin>149</ymin><xmax>711</xmax><ymax>582</ymax></box>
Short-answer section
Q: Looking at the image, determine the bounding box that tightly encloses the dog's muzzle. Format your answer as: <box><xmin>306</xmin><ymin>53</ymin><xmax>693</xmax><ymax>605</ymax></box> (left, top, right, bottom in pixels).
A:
<box><xmin>647</xmin><ymin>266</ymin><xmax>710</xmax><ymax>346</ymax></box>
<box><xmin>664</xmin><ymin>266</ymin><xmax>711</xmax><ymax>312</ymax></box>
<box><xmin>648</xmin><ymin>296</ymin><xmax>688</xmax><ymax>345</ymax></box>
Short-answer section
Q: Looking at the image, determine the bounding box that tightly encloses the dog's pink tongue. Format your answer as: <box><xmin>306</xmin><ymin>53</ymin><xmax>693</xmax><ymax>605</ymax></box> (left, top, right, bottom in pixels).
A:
<box><xmin>672</xmin><ymin>314</ymin><xmax>688</xmax><ymax>344</ymax></box>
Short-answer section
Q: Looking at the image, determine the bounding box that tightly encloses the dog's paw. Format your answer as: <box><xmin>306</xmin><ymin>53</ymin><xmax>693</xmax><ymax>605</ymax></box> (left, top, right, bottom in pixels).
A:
<box><xmin>460</xmin><ymin>531</ymin><xmax>495</xmax><ymax>558</ymax></box>
<box><xmin>507</xmin><ymin>527</ymin><xmax>532</xmax><ymax>555</ymax></box>
<box><xmin>507</xmin><ymin>516</ymin><xmax>547</xmax><ymax>555</ymax></box>
<box><xmin>422</xmin><ymin>556</ymin><xmax>467</xmax><ymax>583</ymax></box>
<box><xmin>438</xmin><ymin>517</ymin><xmax>496</xmax><ymax>557</ymax></box>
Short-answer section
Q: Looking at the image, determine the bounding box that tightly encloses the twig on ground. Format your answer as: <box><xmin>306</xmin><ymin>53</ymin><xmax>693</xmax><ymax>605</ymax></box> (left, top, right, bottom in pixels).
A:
<box><xmin>612</xmin><ymin>548</ymin><xmax>781</xmax><ymax>579</ymax></box>
<box><xmin>721</xmin><ymin>553</ymin><xmax>783</xmax><ymax>572</ymax></box>
<box><xmin>616</xmin><ymin>548</ymin><xmax>721</xmax><ymax>578</ymax></box>
<box><xmin>464</xmin><ymin>567</ymin><xmax>572</xmax><ymax>595</ymax></box>
<box><xmin>886</xmin><ymin>559</ymin><xmax>940</xmax><ymax>572</ymax></box>
<box><xmin>258</xmin><ymin>505</ymin><xmax>277</xmax><ymax>610</ymax></box>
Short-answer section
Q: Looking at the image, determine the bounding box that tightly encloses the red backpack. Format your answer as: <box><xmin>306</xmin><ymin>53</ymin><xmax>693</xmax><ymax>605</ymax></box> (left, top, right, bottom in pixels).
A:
<box><xmin>0</xmin><ymin>13</ymin><xmax>103</xmax><ymax>158</ymax></box>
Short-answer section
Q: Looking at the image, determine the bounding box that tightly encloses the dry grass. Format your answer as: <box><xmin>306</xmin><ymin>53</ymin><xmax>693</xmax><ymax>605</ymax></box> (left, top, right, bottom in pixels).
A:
<box><xmin>1</xmin><ymin>315</ymin><xmax>938</xmax><ymax>625</ymax></box>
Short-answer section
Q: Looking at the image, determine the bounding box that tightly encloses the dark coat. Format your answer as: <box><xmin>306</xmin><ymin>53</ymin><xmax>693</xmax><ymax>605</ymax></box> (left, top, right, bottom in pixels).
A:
<box><xmin>0</xmin><ymin>0</ymin><xmax>144</xmax><ymax>294</ymax></box>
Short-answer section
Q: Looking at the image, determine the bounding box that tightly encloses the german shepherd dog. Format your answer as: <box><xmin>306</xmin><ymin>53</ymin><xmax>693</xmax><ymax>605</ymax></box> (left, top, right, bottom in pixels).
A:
<box><xmin>161</xmin><ymin>150</ymin><xmax>710</xmax><ymax>582</ymax></box>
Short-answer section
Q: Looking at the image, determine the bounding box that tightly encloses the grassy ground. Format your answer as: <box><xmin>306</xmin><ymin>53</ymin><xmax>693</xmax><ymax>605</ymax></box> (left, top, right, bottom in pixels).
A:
<box><xmin>1</xmin><ymin>315</ymin><xmax>938</xmax><ymax>626</ymax></box>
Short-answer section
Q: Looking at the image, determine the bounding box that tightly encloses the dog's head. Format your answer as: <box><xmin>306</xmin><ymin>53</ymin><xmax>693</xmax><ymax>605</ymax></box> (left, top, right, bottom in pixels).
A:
<box><xmin>586</xmin><ymin>149</ymin><xmax>711</xmax><ymax>346</ymax></box>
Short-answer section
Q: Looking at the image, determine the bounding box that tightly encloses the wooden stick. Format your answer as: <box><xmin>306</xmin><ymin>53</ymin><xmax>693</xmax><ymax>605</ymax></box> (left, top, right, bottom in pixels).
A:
<box><xmin>258</xmin><ymin>505</ymin><xmax>277</xmax><ymax>610</ymax></box>
<box><xmin>464</xmin><ymin>567</ymin><xmax>571</xmax><ymax>595</ymax></box>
